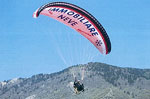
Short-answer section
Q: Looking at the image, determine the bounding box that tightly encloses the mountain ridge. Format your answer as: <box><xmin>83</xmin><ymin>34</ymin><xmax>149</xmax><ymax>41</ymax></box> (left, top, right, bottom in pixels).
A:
<box><xmin>0</xmin><ymin>62</ymin><xmax>150</xmax><ymax>99</ymax></box>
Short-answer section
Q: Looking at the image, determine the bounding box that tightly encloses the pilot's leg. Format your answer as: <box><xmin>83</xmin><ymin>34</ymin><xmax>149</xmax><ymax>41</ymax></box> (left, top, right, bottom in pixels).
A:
<box><xmin>74</xmin><ymin>88</ymin><xmax>78</xmax><ymax>94</ymax></box>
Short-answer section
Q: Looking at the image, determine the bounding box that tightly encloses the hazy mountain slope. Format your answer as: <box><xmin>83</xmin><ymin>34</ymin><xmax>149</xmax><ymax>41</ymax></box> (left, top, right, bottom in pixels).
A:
<box><xmin>0</xmin><ymin>62</ymin><xmax>150</xmax><ymax>99</ymax></box>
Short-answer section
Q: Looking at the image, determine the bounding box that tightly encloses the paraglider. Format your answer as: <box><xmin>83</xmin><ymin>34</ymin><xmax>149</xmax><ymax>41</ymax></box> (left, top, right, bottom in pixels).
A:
<box><xmin>33</xmin><ymin>2</ymin><xmax>111</xmax><ymax>94</ymax></box>
<box><xmin>67</xmin><ymin>67</ymin><xmax>85</xmax><ymax>94</ymax></box>
<box><xmin>73</xmin><ymin>77</ymin><xmax>84</xmax><ymax>94</ymax></box>
<box><xmin>33</xmin><ymin>2</ymin><xmax>111</xmax><ymax>55</ymax></box>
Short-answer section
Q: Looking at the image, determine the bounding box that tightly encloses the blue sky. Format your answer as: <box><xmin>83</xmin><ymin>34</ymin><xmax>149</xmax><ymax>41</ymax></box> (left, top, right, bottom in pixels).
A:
<box><xmin>0</xmin><ymin>0</ymin><xmax>150</xmax><ymax>81</ymax></box>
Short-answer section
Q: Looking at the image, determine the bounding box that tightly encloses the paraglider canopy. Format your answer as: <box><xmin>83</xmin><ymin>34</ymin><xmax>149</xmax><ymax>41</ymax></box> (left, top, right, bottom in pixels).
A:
<box><xmin>33</xmin><ymin>2</ymin><xmax>111</xmax><ymax>55</ymax></box>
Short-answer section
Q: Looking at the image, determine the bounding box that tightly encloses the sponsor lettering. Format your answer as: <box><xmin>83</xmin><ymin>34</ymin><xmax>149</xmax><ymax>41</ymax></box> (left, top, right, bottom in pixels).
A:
<box><xmin>49</xmin><ymin>7</ymin><xmax>99</xmax><ymax>36</ymax></box>
<box><xmin>58</xmin><ymin>15</ymin><xmax>78</xmax><ymax>26</ymax></box>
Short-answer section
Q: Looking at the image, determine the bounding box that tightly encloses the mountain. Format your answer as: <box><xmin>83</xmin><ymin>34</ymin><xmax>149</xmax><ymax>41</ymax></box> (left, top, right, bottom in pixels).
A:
<box><xmin>0</xmin><ymin>62</ymin><xmax>150</xmax><ymax>99</ymax></box>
